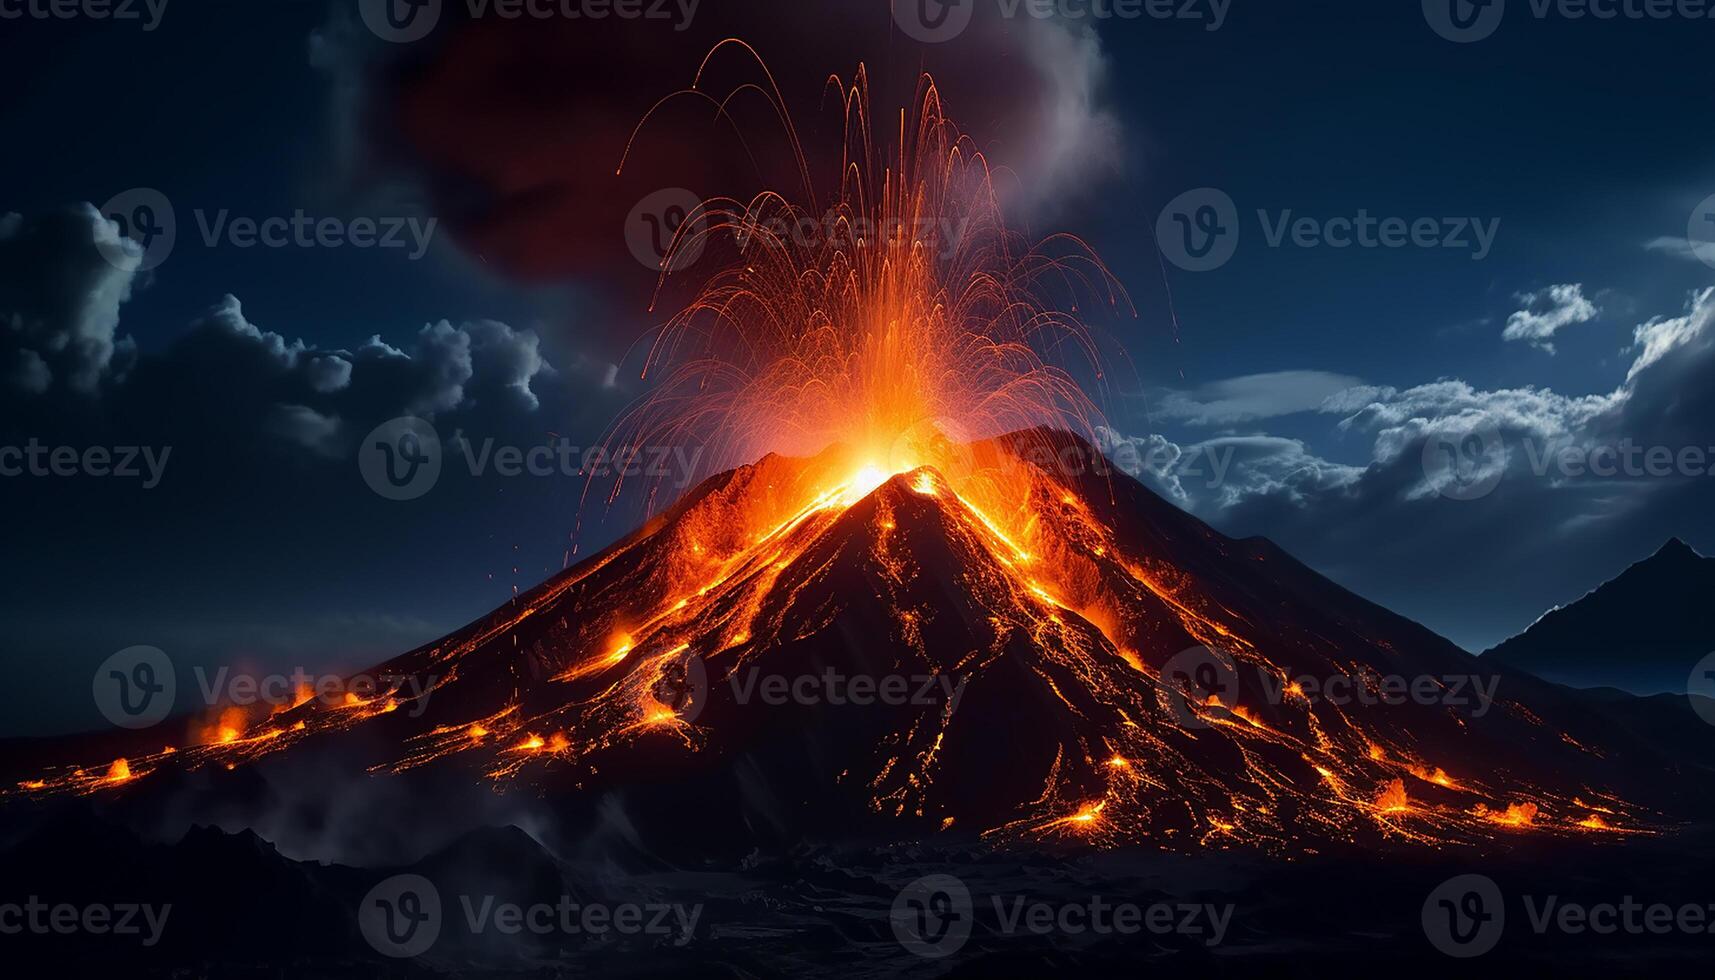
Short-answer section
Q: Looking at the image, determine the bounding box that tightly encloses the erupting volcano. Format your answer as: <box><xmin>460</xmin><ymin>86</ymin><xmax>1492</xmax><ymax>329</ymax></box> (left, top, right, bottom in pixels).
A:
<box><xmin>3</xmin><ymin>51</ymin><xmax>1696</xmax><ymax>857</ymax></box>
<box><xmin>6</xmin><ymin>426</ymin><xmax>1681</xmax><ymax>853</ymax></box>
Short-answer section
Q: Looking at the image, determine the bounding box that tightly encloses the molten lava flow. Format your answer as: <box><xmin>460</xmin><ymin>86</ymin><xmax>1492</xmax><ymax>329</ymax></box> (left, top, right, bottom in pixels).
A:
<box><xmin>2</xmin><ymin>437</ymin><xmax>1657</xmax><ymax>847</ymax></box>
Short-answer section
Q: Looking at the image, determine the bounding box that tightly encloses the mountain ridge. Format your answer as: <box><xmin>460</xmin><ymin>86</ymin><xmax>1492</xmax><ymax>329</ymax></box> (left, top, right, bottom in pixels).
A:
<box><xmin>1485</xmin><ymin>537</ymin><xmax>1714</xmax><ymax>694</ymax></box>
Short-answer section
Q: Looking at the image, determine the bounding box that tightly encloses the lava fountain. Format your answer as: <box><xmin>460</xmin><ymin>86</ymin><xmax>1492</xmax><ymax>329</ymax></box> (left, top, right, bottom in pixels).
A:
<box><xmin>598</xmin><ymin>42</ymin><xmax>1131</xmax><ymax>533</ymax></box>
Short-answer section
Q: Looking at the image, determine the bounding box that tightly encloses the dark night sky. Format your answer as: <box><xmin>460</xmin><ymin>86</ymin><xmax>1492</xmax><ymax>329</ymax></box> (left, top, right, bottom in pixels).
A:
<box><xmin>3</xmin><ymin>0</ymin><xmax>1713</xmax><ymax>734</ymax></box>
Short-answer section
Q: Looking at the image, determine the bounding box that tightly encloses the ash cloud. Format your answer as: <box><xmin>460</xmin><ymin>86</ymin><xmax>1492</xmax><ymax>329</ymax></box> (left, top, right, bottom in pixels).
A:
<box><xmin>313</xmin><ymin>1</ymin><xmax>1124</xmax><ymax>309</ymax></box>
<box><xmin>0</xmin><ymin>206</ymin><xmax>139</xmax><ymax>396</ymax></box>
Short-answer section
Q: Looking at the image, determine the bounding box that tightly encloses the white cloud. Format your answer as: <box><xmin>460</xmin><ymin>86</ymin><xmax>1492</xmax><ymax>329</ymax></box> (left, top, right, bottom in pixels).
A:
<box><xmin>1329</xmin><ymin>379</ymin><xmax>1619</xmax><ymax>453</ymax></box>
<box><xmin>265</xmin><ymin>404</ymin><xmax>344</xmax><ymax>458</ymax></box>
<box><xmin>1108</xmin><ymin>287</ymin><xmax>1715</xmax><ymax>531</ymax></box>
<box><xmin>1627</xmin><ymin>287</ymin><xmax>1713</xmax><ymax>383</ymax></box>
<box><xmin>1502</xmin><ymin>283</ymin><xmax>1599</xmax><ymax>353</ymax></box>
<box><xmin>1151</xmin><ymin>370</ymin><xmax>1367</xmax><ymax>426</ymax></box>
<box><xmin>1644</xmin><ymin>236</ymin><xmax>1715</xmax><ymax>265</ymax></box>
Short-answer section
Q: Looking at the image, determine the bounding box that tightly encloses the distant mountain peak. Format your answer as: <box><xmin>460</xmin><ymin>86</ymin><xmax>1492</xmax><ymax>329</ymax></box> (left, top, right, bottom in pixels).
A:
<box><xmin>1487</xmin><ymin>536</ymin><xmax>1715</xmax><ymax>694</ymax></box>
<box><xmin>1653</xmin><ymin>537</ymin><xmax>1703</xmax><ymax>561</ymax></box>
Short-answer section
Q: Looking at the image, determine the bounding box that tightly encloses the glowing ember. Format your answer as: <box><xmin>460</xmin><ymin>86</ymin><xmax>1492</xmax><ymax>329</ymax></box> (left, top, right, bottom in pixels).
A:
<box><xmin>1374</xmin><ymin>779</ymin><xmax>1410</xmax><ymax>815</ymax></box>
<box><xmin>1480</xmin><ymin>802</ymin><xmax>1540</xmax><ymax>828</ymax></box>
